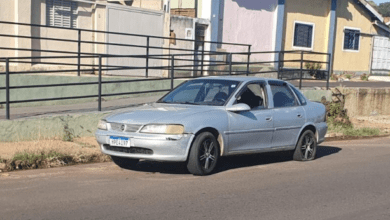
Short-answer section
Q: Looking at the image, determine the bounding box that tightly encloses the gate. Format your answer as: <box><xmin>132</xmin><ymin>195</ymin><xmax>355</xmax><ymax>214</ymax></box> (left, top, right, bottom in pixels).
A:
<box><xmin>371</xmin><ymin>36</ymin><xmax>390</xmax><ymax>75</ymax></box>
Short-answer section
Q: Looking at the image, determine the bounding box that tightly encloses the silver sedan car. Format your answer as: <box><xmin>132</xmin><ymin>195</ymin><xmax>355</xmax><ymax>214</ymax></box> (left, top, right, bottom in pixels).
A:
<box><xmin>95</xmin><ymin>77</ymin><xmax>327</xmax><ymax>175</ymax></box>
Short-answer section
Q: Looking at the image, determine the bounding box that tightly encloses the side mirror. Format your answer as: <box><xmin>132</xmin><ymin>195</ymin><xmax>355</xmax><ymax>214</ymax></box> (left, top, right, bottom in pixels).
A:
<box><xmin>226</xmin><ymin>103</ymin><xmax>251</xmax><ymax>112</ymax></box>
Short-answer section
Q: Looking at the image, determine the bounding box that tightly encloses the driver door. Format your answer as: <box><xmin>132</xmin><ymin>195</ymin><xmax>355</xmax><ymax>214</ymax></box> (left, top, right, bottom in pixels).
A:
<box><xmin>227</xmin><ymin>82</ymin><xmax>274</xmax><ymax>152</ymax></box>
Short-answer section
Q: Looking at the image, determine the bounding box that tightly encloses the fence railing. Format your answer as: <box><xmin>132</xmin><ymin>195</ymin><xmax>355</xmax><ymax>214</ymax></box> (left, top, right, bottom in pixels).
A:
<box><xmin>0</xmin><ymin>50</ymin><xmax>330</xmax><ymax>120</ymax></box>
<box><xmin>0</xmin><ymin>21</ymin><xmax>331</xmax><ymax>120</ymax></box>
<box><xmin>0</xmin><ymin>21</ymin><xmax>250</xmax><ymax>78</ymax></box>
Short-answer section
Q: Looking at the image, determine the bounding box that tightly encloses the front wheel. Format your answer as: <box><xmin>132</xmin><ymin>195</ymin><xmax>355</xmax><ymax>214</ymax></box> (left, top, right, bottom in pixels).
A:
<box><xmin>293</xmin><ymin>130</ymin><xmax>317</xmax><ymax>161</ymax></box>
<box><xmin>111</xmin><ymin>156</ymin><xmax>139</xmax><ymax>169</ymax></box>
<box><xmin>187</xmin><ymin>132</ymin><xmax>220</xmax><ymax>176</ymax></box>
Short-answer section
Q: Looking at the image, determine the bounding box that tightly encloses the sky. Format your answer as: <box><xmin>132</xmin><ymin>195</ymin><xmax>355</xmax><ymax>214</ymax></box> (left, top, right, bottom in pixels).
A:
<box><xmin>373</xmin><ymin>0</ymin><xmax>390</xmax><ymax>5</ymax></box>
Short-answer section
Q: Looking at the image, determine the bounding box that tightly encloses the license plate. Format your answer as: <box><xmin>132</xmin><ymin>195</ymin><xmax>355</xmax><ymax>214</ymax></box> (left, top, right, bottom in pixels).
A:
<box><xmin>109</xmin><ymin>136</ymin><xmax>131</xmax><ymax>147</ymax></box>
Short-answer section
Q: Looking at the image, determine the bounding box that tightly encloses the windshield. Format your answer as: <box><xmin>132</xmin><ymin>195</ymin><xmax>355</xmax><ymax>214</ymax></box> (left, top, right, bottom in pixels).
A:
<box><xmin>158</xmin><ymin>79</ymin><xmax>240</xmax><ymax>106</ymax></box>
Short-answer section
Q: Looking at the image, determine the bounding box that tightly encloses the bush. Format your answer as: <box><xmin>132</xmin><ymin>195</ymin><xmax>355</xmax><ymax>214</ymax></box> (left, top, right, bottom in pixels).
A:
<box><xmin>360</xmin><ymin>73</ymin><xmax>369</xmax><ymax>81</ymax></box>
<box><xmin>345</xmin><ymin>74</ymin><xmax>352</xmax><ymax>79</ymax></box>
<box><xmin>305</xmin><ymin>62</ymin><xmax>323</xmax><ymax>79</ymax></box>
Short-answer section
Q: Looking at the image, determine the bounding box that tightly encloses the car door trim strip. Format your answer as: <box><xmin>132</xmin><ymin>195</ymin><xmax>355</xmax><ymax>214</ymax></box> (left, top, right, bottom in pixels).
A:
<box><xmin>224</xmin><ymin>128</ymin><xmax>274</xmax><ymax>135</ymax></box>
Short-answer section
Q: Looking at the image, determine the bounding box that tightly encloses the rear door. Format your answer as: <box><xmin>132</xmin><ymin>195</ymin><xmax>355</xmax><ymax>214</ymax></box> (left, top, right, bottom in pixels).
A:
<box><xmin>269</xmin><ymin>81</ymin><xmax>305</xmax><ymax>148</ymax></box>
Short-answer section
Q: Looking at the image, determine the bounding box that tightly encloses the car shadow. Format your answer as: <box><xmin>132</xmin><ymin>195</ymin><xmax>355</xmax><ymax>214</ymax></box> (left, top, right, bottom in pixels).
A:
<box><xmin>214</xmin><ymin>146</ymin><xmax>342</xmax><ymax>174</ymax></box>
<box><xmin>119</xmin><ymin>146</ymin><xmax>342</xmax><ymax>175</ymax></box>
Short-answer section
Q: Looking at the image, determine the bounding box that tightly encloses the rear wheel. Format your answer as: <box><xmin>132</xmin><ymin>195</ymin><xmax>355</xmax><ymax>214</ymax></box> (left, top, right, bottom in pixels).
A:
<box><xmin>293</xmin><ymin>130</ymin><xmax>317</xmax><ymax>161</ymax></box>
<box><xmin>111</xmin><ymin>156</ymin><xmax>139</xmax><ymax>169</ymax></box>
<box><xmin>187</xmin><ymin>132</ymin><xmax>220</xmax><ymax>176</ymax></box>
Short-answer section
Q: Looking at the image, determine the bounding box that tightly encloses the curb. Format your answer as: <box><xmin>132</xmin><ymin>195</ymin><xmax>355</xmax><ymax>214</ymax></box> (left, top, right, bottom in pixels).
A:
<box><xmin>323</xmin><ymin>134</ymin><xmax>390</xmax><ymax>142</ymax></box>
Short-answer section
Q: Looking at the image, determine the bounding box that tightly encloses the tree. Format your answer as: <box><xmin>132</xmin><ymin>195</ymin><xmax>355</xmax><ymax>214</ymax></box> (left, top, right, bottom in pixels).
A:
<box><xmin>378</xmin><ymin>2</ymin><xmax>390</xmax><ymax>17</ymax></box>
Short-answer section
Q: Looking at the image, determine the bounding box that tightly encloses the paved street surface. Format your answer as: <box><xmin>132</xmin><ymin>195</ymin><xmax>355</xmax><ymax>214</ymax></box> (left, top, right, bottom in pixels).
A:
<box><xmin>1</xmin><ymin>137</ymin><xmax>390</xmax><ymax>220</ymax></box>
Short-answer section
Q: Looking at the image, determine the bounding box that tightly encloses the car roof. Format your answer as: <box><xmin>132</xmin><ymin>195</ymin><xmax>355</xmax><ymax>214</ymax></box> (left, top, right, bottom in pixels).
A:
<box><xmin>192</xmin><ymin>76</ymin><xmax>285</xmax><ymax>83</ymax></box>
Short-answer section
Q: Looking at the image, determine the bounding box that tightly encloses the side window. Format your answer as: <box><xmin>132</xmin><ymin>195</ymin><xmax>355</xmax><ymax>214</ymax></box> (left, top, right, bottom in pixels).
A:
<box><xmin>290</xmin><ymin>85</ymin><xmax>307</xmax><ymax>105</ymax></box>
<box><xmin>236</xmin><ymin>83</ymin><xmax>267</xmax><ymax>110</ymax></box>
<box><xmin>271</xmin><ymin>85</ymin><xmax>298</xmax><ymax>108</ymax></box>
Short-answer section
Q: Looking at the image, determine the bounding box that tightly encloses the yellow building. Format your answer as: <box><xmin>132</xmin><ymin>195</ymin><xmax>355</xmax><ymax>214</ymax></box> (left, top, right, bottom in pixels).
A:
<box><xmin>279</xmin><ymin>0</ymin><xmax>390</xmax><ymax>74</ymax></box>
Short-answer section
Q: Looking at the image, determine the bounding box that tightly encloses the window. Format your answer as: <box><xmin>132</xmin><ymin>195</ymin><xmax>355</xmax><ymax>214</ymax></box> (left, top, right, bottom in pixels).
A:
<box><xmin>236</xmin><ymin>83</ymin><xmax>267</xmax><ymax>110</ymax></box>
<box><xmin>46</xmin><ymin>0</ymin><xmax>78</xmax><ymax>28</ymax></box>
<box><xmin>158</xmin><ymin>79</ymin><xmax>240</xmax><ymax>106</ymax></box>
<box><xmin>343</xmin><ymin>28</ymin><xmax>360</xmax><ymax>51</ymax></box>
<box><xmin>270</xmin><ymin>84</ymin><xmax>298</xmax><ymax>108</ymax></box>
<box><xmin>293</xmin><ymin>22</ymin><xmax>314</xmax><ymax>49</ymax></box>
<box><xmin>290</xmin><ymin>85</ymin><xmax>307</xmax><ymax>105</ymax></box>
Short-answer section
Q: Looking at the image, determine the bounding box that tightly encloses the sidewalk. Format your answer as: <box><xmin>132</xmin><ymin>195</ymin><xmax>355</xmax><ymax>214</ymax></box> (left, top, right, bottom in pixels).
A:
<box><xmin>0</xmin><ymin>95</ymin><xmax>162</xmax><ymax>120</ymax></box>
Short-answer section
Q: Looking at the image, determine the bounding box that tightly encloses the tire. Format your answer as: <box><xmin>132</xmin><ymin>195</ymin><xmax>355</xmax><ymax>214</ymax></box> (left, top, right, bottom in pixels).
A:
<box><xmin>187</xmin><ymin>132</ymin><xmax>220</xmax><ymax>176</ymax></box>
<box><xmin>293</xmin><ymin>130</ymin><xmax>317</xmax><ymax>161</ymax></box>
<box><xmin>111</xmin><ymin>156</ymin><xmax>139</xmax><ymax>169</ymax></box>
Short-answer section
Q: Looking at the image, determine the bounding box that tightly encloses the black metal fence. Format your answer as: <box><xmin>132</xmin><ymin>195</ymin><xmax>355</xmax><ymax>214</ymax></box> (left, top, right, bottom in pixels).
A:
<box><xmin>0</xmin><ymin>21</ymin><xmax>331</xmax><ymax>120</ymax></box>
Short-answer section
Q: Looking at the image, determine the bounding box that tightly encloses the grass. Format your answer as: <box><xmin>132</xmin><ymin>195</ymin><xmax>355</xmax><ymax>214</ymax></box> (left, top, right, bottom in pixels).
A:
<box><xmin>12</xmin><ymin>150</ymin><xmax>65</xmax><ymax>164</ymax></box>
<box><xmin>0</xmin><ymin>137</ymin><xmax>111</xmax><ymax>172</ymax></box>
<box><xmin>328</xmin><ymin>124</ymin><xmax>382</xmax><ymax>137</ymax></box>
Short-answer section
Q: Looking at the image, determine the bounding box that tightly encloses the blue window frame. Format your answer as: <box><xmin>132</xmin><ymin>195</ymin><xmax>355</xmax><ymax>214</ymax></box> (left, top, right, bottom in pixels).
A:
<box><xmin>343</xmin><ymin>29</ymin><xmax>360</xmax><ymax>51</ymax></box>
<box><xmin>293</xmin><ymin>23</ymin><xmax>313</xmax><ymax>48</ymax></box>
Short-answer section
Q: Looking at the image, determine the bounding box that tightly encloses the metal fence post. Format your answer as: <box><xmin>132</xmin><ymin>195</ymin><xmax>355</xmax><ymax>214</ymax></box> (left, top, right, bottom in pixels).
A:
<box><xmin>171</xmin><ymin>55</ymin><xmax>175</xmax><ymax>90</ymax></box>
<box><xmin>299</xmin><ymin>51</ymin><xmax>303</xmax><ymax>90</ymax></box>
<box><xmin>327</xmin><ymin>53</ymin><xmax>331</xmax><ymax>90</ymax></box>
<box><xmin>146</xmin><ymin>36</ymin><xmax>150</xmax><ymax>78</ymax></box>
<box><xmin>277</xmin><ymin>52</ymin><xmax>281</xmax><ymax>79</ymax></box>
<box><xmin>246</xmin><ymin>45</ymin><xmax>251</xmax><ymax>76</ymax></box>
<box><xmin>5</xmin><ymin>58</ymin><xmax>10</xmax><ymax>120</ymax></box>
<box><xmin>77</xmin><ymin>29</ymin><xmax>81</xmax><ymax>77</ymax></box>
<box><xmin>193</xmin><ymin>40</ymin><xmax>197</xmax><ymax>77</ymax></box>
<box><xmin>98</xmin><ymin>55</ymin><xmax>102</xmax><ymax>111</ymax></box>
<box><xmin>228</xmin><ymin>53</ymin><xmax>232</xmax><ymax>75</ymax></box>
<box><xmin>200</xmin><ymin>41</ymin><xmax>205</xmax><ymax>76</ymax></box>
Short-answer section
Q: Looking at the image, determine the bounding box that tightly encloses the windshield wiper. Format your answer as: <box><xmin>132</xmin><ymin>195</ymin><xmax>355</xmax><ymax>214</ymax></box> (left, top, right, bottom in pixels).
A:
<box><xmin>174</xmin><ymin>102</ymin><xmax>200</xmax><ymax>105</ymax></box>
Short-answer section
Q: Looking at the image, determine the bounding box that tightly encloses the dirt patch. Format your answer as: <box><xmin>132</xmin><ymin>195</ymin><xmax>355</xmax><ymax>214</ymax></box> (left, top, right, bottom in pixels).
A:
<box><xmin>350</xmin><ymin>115</ymin><xmax>390</xmax><ymax>134</ymax></box>
<box><xmin>0</xmin><ymin>137</ymin><xmax>110</xmax><ymax>172</ymax></box>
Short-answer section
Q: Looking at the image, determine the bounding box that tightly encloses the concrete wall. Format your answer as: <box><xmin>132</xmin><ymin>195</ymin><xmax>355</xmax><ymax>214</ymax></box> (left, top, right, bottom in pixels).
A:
<box><xmin>221</xmin><ymin>0</ymin><xmax>278</xmax><ymax>62</ymax></box>
<box><xmin>343</xmin><ymin>87</ymin><xmax>390</xmax><ymax>117</ymax></box>
<box><xmin>333</xmin><ymin>0</ymin><xmax>378</xmax><ymax>73</ymax></box>
<box><xmin>0</xmin><ymin>112</ymin><xmax>109</xmax><ymax>142</ymax></box>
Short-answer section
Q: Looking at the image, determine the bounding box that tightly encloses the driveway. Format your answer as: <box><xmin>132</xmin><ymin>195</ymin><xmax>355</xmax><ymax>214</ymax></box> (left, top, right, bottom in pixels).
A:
<box><xmin>1</xmin><ymin>137</ymin><xmax>390</xmax><ymax>220</ymax></box>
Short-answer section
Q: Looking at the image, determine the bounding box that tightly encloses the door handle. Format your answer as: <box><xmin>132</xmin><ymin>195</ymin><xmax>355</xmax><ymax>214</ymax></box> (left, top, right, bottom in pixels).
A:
<box><xmin>297</xmin><ymin>114</ymin><xmax>303</xmax><ymax>118</ymax></box>
<box><xmin>265</xmin><ymin>117</ymin><xmax>272</xmax><ymax>121</ymax></box>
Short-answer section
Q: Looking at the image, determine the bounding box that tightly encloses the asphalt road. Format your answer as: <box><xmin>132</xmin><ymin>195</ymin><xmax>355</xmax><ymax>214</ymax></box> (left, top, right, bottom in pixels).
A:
<box><xmin>1</xmin><ymin>137</ymin><xmax>390</xmax><ymax>220</ymax></box>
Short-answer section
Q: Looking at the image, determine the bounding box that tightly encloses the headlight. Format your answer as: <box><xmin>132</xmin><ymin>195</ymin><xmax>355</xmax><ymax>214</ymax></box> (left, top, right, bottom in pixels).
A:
<box><xmin>97</xmin><ymin>119</ymin><xmax>108</xmax><ymax>130</ymax></box>
<box><xmin>140</xmin><ymin>124</ymin><xmax>184</xmax><ymax>134</ymax></box>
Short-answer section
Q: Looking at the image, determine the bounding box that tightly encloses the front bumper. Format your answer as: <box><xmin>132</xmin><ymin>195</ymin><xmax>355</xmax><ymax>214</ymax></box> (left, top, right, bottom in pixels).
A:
<box><xmin>95</xmin><ymin>129</ymin><xmax>195</xmax><ymax>162</ymax></box>
<box><xmin>316</xmin><ymin>122</ymin><xmax>328</xmax><ymax>145</ymax></box>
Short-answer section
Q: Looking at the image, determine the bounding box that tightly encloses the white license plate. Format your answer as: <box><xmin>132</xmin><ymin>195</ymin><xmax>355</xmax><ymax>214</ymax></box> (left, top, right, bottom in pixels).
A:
<box><xmin>109</xmin><ymin>136</ymin><xmax>131</xmax><ymax>147</ymax></box>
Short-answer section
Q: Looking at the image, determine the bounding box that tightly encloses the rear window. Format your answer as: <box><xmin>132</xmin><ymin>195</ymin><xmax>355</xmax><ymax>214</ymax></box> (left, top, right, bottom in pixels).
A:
<box><xmin>290</xmin><ymin>85</ymin><xmax>307</xmax><ymax>105</ymax></box>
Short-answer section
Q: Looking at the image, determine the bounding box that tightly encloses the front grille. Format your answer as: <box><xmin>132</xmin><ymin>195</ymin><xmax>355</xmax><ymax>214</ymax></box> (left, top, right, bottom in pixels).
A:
<box><xmin>109</xmin><ymin>123</ymin><xmax>142</xmax><ymax>133</ymax></box>
<box><xmin>104</xmin><ymin>145</ymin><xmax>153</xmax><ymax>155</ymax></box>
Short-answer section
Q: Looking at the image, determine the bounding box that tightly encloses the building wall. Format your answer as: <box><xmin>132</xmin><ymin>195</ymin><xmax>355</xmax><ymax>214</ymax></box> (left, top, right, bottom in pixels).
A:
<box><xmin>220</xmin><ymin>0</ymin><xmax>278</xmax><ymax>62</ymax></box>
<box><xmin>332</xmin><ymin>0</ymin><xmax>378</xmax><ymax>73</ymax></box>
<box><xmin>0</xmin><ymin>0</ymin><xmax>16</xmax><ymax>58</ymax></box>
<box><xmin>131</xmin><ymin>0</ymin><xmax>163</xmax><ymax>10</ymax></box>
<box><xmin>171</xmin><ymin>0</ymin><xmax>195</xmax><ymax>8</ymax></box>
<box><xmin>282</xmin><ymin>0</ymin><xmax>331</xmax><ymax>67</ymax></box>
<box><xmin>0</xmin><ymin>0</ymin><xmax>167</xmax><ymax>75</ymax></box>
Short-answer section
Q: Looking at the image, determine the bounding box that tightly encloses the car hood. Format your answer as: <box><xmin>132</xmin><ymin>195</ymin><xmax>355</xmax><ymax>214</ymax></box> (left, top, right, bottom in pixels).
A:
<box><xmin>105</xmin><ymin>103</ymin><xmax>218</xmax><ymax>124</ymax></box>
